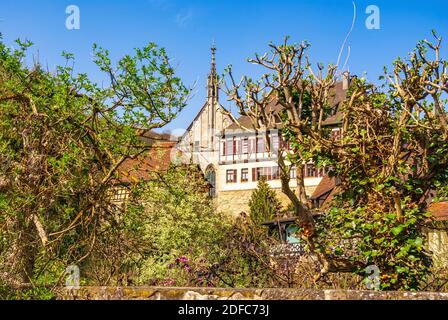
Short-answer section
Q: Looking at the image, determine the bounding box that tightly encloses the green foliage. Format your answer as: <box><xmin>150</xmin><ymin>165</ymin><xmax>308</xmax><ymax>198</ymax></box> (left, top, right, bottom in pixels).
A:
<box><xmin>249</xmin><ymin>177</ymin><xmax>282</xmax><ymax>224</ymax></box>
<box><xmin>314</xmin><ymin>60</ymin><xmax>447</xmax><ymax>290</ymax></box>
<box><xmin>321</xmin><ymin>204</ymin><xmax>431</xmax><ymax>290</ymax></box>
<box><xmin>245</xmin><ymin>33</ymin><xmax>448</xmax><ymax>291</ymax></box>
<box><xmin>124</xmin><ymin>165</ymin><xmax>231</xmax><ymax>286</ymax></box>
<box><xmin>0</xmin><ymin>35</ymin><xmax>189</xmax><ymax>288</ymax></box>
<box><xmin>0</xmin><ymin>281</ymin><xmax>55</xmax><ymax>300</ymax></box>
<box><xmin>202</xmin><ymin>214</ymin><xmax>280</xmax><ymax>288</ymax></box>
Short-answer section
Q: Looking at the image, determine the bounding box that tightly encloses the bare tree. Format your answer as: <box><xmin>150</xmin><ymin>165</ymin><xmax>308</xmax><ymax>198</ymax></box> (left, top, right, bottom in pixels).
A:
<box><xmin>221</xmin><ymin>33</ymin><xmax>448</xmax><ymax>288</ymax></box>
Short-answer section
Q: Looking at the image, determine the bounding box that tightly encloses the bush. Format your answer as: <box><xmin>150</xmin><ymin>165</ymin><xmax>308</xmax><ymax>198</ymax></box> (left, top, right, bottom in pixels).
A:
<box><xmin>125</xmin><ymin>164</ymin><xmax>231</xmax><ymax>286</ymax></box>
<box><xmin>249</xmin><ymin>177</ymin><xmax>282</xmax><ymax>224</ymax></box>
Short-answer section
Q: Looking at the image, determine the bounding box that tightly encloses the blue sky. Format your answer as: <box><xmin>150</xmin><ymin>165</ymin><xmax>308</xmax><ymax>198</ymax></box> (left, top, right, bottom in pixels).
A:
<box><xmin>0</xmin><ymin>0</ymin><xmax>447</xmax><ymax>132</ymax></box>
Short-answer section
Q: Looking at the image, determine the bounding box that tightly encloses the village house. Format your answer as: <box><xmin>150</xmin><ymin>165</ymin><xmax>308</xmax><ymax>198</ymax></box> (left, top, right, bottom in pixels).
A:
<box><xmin>176</xmin><ymin>46</ymin><xmax>348</xmax><ymax>216</ymax></box>
<box><xmin>111</xmin><ymin>130</ymin><xmax>207</xmax><ymax>207</ymax></box>
<box><xmin>110</xmin><ymin>46</ymin><xmax>448</xmax><ymax>266</ymax></box>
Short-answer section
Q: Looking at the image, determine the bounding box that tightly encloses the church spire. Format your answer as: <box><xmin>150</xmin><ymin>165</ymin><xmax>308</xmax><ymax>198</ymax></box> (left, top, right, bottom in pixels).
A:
<box><xmin>207</xmin><ymin>43</ymin><xmax>219</xmax><ymax>101</ymax></box>
<box><xmin>211</xmin><ymin>42</ymin><xmax>216</xmax><ymax>74</ymax></box>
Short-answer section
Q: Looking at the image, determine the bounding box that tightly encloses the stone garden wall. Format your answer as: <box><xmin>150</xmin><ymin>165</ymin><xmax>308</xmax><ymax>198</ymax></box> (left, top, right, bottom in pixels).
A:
<box><xmin>59</xmin><ymin>286</ymin><xmax>448</xmax><ymax>300</ymax></box>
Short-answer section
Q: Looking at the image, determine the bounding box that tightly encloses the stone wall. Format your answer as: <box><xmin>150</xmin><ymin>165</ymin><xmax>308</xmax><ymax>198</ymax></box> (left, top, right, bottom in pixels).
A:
<box><xmin>425</xmin><ymin>228</ymin><xmax>448</xmax><ymax>268</ymax></box>
<box><xmin>59</xmin><ymin>286</ymin><xmax>448</xmax><ymax>300</ymax></box>
<box><xmin>216</xmin><ymin>187</ymin><xmax>316</xmax><ymax>217</ymax></box>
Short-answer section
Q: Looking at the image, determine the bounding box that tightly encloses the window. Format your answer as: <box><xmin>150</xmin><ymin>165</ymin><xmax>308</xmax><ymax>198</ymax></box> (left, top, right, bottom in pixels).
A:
<box><xmin>206</xmin><ymin>168</ymin><xmax>216</xmax><ymax>197</ymax></box>
<box><xmin>257</xmin><ymin>137</ymin><xmax>265</xmax><ymax>153</ymax></box>
<box><xmin>226</xmin><ymin>169</ymin><xmax>237</xmax><ymax>183</ymax></box>
<box><xmin>251</xmin><ymin>167</ymin><xmax>281</xmax><ymax>181</ymax></box>
<box><xmin>233</xmin><ymin>138</ymin><xmax>238</xmax><ymax>155</ymax></box>
<box><xmin>256</xmin><ymin>167</ymin><xmax>264</xmax><ymax>180</ymax></box>
<box><xmin>306</xmin><ymin>164</ymin><xmax>316</xmax><ymax>177</ymax></box>
<box><xmin>222</xmin><ymin>141</ymin><xmax>226</xmax><ymax>156</ymax></box>
<box><xmin>248</xmin><ymin>139</ymin><xmax>256</xmax><ymax>154</ymax></box>
<box><xmin>226</xmin><ymin>139</ymin><xmax>233</xmax><ymax>155</ymax></box>
<box><xmin>272</xmin><ymin>166</ymin><xmax>280</xmax><ymax>180</ymax></box>
<box><xmin>272</xmin><ymin>136</ymin><xmax>279</xmax><ymax>152</ymax></box>
<box><xmin>290</xmin><ymin>166</ymin><xmax>296</xmax><ymax>179</ymax></box>
<box><xmin>318</xmin><ymin>167</ymin><xmax>326</xmax><ymax>177</ymax></box>
<box><xmin>194</xmin><ymin>141</ymin><xmax>200</xmax><ymax>152</ymax></box>
<box><xmin>242</xmin><ymin>138</ymin><xmax>249</xmax><ymax>154</ymax></box>
<box><xmin>241</xmin><ymin>168</ymin><xmax>249</xmax><ymax>182</ymax></box>
<box><xmin>265</xmin><ymin>167</ymin><xmax>272</xmax><ymax>180</ymax></box>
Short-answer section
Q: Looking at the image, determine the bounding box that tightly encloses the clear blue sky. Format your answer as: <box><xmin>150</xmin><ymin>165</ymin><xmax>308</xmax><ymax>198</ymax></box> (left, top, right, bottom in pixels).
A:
<box><xmin>1</xmin><ymin>0</ymin><xmax>447</xmax><ymax>132</ymax></box>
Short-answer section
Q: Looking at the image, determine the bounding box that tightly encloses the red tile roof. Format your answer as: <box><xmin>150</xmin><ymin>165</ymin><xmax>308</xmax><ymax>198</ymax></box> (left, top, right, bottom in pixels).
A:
<box><xmin>224</xmin><ymin>80</ymin><xmax>348</xmax><ymax>132</ymax></box>
<box><xmin>310</xmin><ymin>175</ymin><xmax>336</xmax><ymax>200</ymax></box>
<box><xmin>428</xmin><ymin>202</ymin><xmax>448</xmax><ymax>221</ymax></box>
<box><xmin>116</xmin><ymin>136</ymin><xmax>178</xmax><ymax>184</ymax></box>
<box><xmin>224</xmin><ymin>97</ymin><xmax>282</xmax><ymax>131</ymax></box>
<box><xmin>311</xmin><ymin>175</ymin><xmax>448</xmax><ymax>221</ymax></box>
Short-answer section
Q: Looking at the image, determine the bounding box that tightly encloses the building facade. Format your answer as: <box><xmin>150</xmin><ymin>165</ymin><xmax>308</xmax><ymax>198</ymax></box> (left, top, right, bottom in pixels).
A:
<box><xmin>176</xmin><ymin>46</ymin><xmax>233</xmax><ymax>198</ymax></box>
<box><xmin>177</xmin><ymin>47</ymin><xmax>346</xmax><ymax>216</ymax></box>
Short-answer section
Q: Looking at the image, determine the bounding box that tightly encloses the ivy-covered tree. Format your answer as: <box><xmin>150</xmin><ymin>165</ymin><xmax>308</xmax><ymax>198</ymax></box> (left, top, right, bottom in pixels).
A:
<box><xmin>0</xmin><ymin>37</ymin><xmax>189</xmax><ymax>288</ymax></box>
<box><xmin>318</xmin><ymin>33</ymin><xmax>448</xmax><ymax>290</ymax></box>
<box><xmin>249</xmin><ymin>177</ymin><xmax>282</xmax><ymax>224</ymax></box>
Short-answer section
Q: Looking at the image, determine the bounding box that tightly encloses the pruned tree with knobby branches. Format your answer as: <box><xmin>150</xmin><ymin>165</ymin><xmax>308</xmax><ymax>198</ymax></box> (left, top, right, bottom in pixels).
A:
<box><xmin>222</xmin><ymin>31</ymin><xmax>448</xmax><ymax>290</ymax></box>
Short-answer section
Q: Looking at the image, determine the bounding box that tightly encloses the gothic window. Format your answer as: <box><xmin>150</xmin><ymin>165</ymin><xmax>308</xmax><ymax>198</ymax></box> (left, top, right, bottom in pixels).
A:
<box><xmin>205</xmin><ymin>166</ymin><xmax>216</xmax><ymax>197</ymax></box>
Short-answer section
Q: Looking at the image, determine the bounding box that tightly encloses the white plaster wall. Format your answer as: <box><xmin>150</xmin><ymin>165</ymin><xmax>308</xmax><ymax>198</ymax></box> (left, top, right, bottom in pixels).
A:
<box><xmin>217</xmin><ymin>161</ymin><xmax>322</xmax><ymax>193</ymax></box>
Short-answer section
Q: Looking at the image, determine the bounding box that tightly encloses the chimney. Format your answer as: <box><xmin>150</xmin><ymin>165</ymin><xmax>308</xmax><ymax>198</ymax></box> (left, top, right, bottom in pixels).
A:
<box><xmin>342</xmin><ymin>71</ymin><xmax>350</xmax><ymax>90</ymax></box>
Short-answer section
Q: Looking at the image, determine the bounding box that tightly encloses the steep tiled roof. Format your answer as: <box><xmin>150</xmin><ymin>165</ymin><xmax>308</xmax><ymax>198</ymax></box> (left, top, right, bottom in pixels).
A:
<box><xmin>310</xmin><ymin>175</ymin><xmax>336</xmax><ymax>200</ymax></box>
<box><xmin>224</xmin><ymin>97</ymin><xmax>283</xmax><ymax>131</ymax></box>
<box><xmin>311</xmin><ymin>174</ymin><xmax>448</xmax><ymax>221</ymax></box>
<box><xmin>428</xmin><ymin>202</ymin><xmax>448</xmax><ymax>221</ymax></box>
<box><xmin>223</xmin><ymin>80</ymin><xmax>348</xmax><ymax>133</ymax></box>
<box><xmin>116</xmin><ymin>132</ymin><xmax>178</xmax><ymax>184</ymax></box>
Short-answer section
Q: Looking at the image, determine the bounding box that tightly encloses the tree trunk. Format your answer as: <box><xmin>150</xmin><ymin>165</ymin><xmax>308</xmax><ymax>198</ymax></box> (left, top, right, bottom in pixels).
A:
<box><xmin>295</xmin><ymin>163</ymin><xmax>310</xmax><ymax>208</ymax></box>
<box><xmin>2</xmin><ymin>215</ymin><xmax>38</xmax><ymax>287</ymax></box>
<box><xmin>278</xmin><ymin>157</ymin><xmax>315</xmax><ymax>237</ymax></box>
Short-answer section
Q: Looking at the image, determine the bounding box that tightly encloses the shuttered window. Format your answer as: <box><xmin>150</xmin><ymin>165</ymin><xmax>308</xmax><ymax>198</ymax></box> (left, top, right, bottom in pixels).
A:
<box><xmin>242</xmin><ymin>138</ymin><xmax>249</xmax><ymax>154</ymax></box>
<box><xmin>241</xmin><ymin>168</ymin><xmax>249</xmax><ymax>182</ymax></box>
<box><xmin>226</xmin><ymin>169</ymin><xmax>237</xmax><ymax>183</ymax></box>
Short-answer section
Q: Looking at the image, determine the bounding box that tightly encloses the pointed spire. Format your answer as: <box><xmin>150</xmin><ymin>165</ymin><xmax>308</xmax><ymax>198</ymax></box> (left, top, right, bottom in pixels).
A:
<box><xmin>211</xmin><ymin>40</ymin><xmax>216</xmax><ymax>71</ymax></box>
<box><xmin>207</xmin><ymin>42</ymin><xmax>219</xmax><ymax>101</ymax></box>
